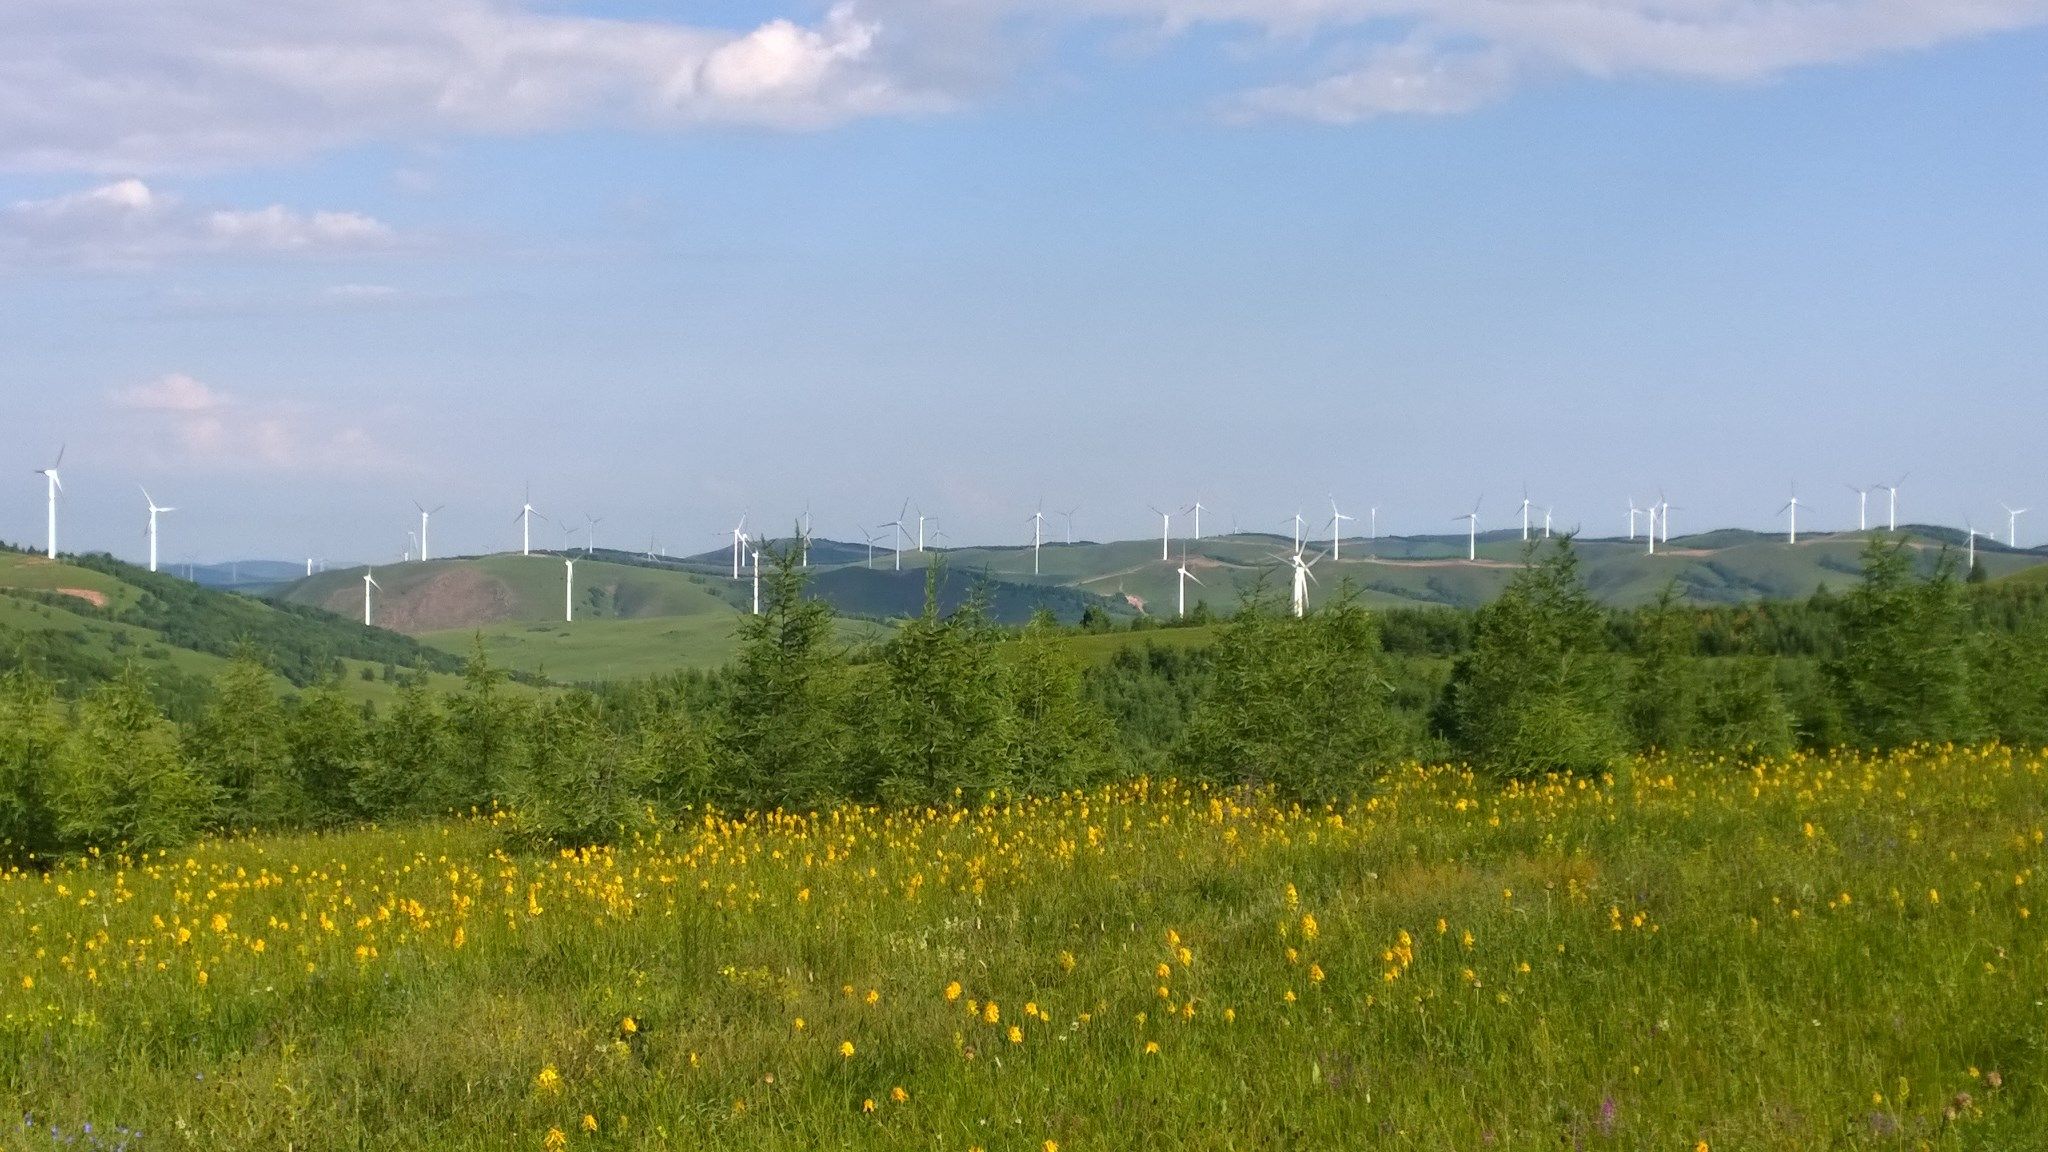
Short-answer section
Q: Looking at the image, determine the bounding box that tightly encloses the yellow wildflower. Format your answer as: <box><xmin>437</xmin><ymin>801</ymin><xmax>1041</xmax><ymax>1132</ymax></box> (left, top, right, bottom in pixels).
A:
<box><xmin>839</xmin><ymin>1041</ymin><xmax>856</xmax><ymax>1058</ymax></box>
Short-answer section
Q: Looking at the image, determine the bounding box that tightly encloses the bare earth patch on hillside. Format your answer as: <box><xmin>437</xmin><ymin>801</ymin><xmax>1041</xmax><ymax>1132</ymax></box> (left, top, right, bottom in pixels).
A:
<box><xmin>324</xmin><ymin>568</ymin><xmax>519</xmax><ymax>634</ymax></box>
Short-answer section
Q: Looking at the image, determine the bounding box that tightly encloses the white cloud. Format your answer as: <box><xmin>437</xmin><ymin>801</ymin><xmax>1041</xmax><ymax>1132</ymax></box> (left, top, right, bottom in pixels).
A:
<box><xmin>1228</xmin><ymin>42</ymin><xmax>1517</xmax><ymax>123</ymax></box>
<box><xmin>3</xmin><ymin>179</ymin><xmax>397</xmax><ymax>267</ymax></box>
<box><xmin>107</xmin><ymin>373</ymin><xmax>400</xmax><ymax>471</ymax></box>
<box><xmin>0</xmin><ymin>0</ymin><xmax>943</xmax><ymax>172</ymax></box>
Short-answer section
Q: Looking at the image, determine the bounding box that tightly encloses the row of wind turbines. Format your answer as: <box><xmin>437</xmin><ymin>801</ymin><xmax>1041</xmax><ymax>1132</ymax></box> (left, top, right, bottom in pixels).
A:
<box><xmin>15</xmin><ymin>455</ymin><xmax>2035</xmax><ymax>630</ymax></box>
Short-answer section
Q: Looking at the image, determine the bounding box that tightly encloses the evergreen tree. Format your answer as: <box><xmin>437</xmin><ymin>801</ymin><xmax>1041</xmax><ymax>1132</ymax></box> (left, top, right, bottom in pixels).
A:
<box><xmin>0</xmin><ymin>668</ymin><xmax>66</xmax><ymax>862</ymax></box>
<box><xmin>354</xmin><ymin>681</ymin><xmax>447</xmax><ymax>818</ymax></box>
<box><xmin>717</xmin><ymin>542</ymin><xmax>850</xmax><ymax>808</ymax></box>
<box><xmin>874</xmin><ymin>571</ymin><xmax>1016</xmax><ymax>804</ymax></box>
<box><xmin>440</xmin><ymin>641</ymin><xmax>525</xmax><ymax>811</ymax></box>
<box><xmin>186</xmin><ymin>652</ymin><xmax>292</xmax><ymax>827</ymax></box>
<box><xmin>1005</xmin><ymin>611</ymin><xmax>1123</xmax><ymax>792</ymax></box>
<box><xmin>1438</xmin><ymin>538</ymin><xmax>1625</xmax><ymax>777</ymax></box>
<box><xmin>1971</xmin><ymin>607</ymin><xmax>2048</xmax><ymax>746</ymax></box>
<box><xmin>52</xmin><ymin>667</ymin><xmax>217</xmax><ymax>852</ymax></box>
<box><xmin>1696</xmin><ymin>658</ymin><xmax>1796</xmax><ymax>758</ymax></box>
<box><xmin>1826</xmin><ymin>538</ymin><xmax>1978</xmax><ymax>749</ymax></box>
<box><xmin>1175</xmin><ymin>581</ymin><xmax>1406</xmax><ymax>797</ymax></box>
<box><xmin>506</xmin><ymin>691</ymin><xmax>651</xmax><ymax>846</ymax></box>
<box><xmin>1626</xmin><ymin>585</ymin><xmax>1701</xmax><ymax>753</ymax></box>
<box><xmin>287</xmin><ymin>678</ymin><xmax>370</xmax><ymax>826</ymax></box>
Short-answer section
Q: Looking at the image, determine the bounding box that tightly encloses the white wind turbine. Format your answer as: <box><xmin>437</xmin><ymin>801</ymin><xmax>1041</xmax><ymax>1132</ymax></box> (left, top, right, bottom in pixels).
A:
<box><xmin>1626</xmin><ymin>496</ymin><xmax>1642</xmax><ymax>542</ymax></box>
<box><xmin>915</xmin><ymin>506</ymin><xmax>927</xmax><ymax>554</ymax></box>
<box><xmin>1282</xmin><ymin>547</ymin><xmax>1321</xmax><ymax>618</ymax></box>
<box><xmin>730</xmin><ymin>514</ymin><xmax>749</xmax><ymax>579</ymax></box>
<box><xmin>1965</xmin><ymin>516</ymin><xmax>1979</xmax><ymax>570</ymax></box>
<box><xmin>1455</xmin><ymin>497</ymin><xmax>1481</xmax><ymax>561</ymax></box>
<box><xmin>1184</xmin><ymin>500</ymin><xmax>1206</xmax><ymax>540</ymax></box>
<box><xmin>1059</xmin><ymin>506</ymin><xmax>1080</xmax><ymax>544</ymax></box>
<box><xmin>1878</xmin><ymin>474</ymin><xmax>1907</xmax><ymax>532</ymax></box>
<box><xmin>563</xmin><ymin>556</ymin><xmax>576</xmax><ymax>622</ymax></box>
<box><xmin>1149</xmin><ymin>505</ymin><xmax>1171</xmax><ymax>561</ymax></box>
<box><xmin>1542</xmin><ymin>507</ymin><xmax>1554</xmax><ymax>539</ymax></box>
<box><xmin>363</xmin><ymin>569</ymin><xmax>381</xmax><ymax>627</ymax></box>
<box><xmin>1368</xmin><ymin>507</ymin><xmax>1378</xmax><ymax>541</ymax></box>
<box><xmin>1644</xmin><ymin>503</ymin><xmax>1657</xmax><ymax>555</ymax></box>
<box><xmin>141</xmin><ymin>486</ymin><xmax>175</xmax><ymax>573</ymax></box>
<box><xmin>1176</xmin><ymin>545</ymin><xmax>1205</xmax><ymax>619</ymax></box>
<box><xmin>1516</xmin><ymin>490</ymin><xmax>1533</xmax><ymax>542</ymax></box>
<box><xmin>750</xmin><ymin>548</ymin><xmax>762</xmax><ymax>614</ymax></box>
<box><xmin>2003</xmin><ymin>503</ymin><xmax>2029</xmax><ymax>548</ymax></box>
<box><xmin>414</xmin><ymin>501</ymin><xmax>444</xmax><ymax>562</ymax></box>
<box><xmin>583</xmin><ymin>513</ymin><xmax>603</xmax><ymax>556</ymax></box>
<box><xmin>879</xmin><ymin>501</ymin><xmax>909</xmax><ymax>571</ymax></box>
<box><xmin>858</xmin><ymin>526</ymin><xmax>879</xmax><ymax>569</ymax></box>
<box><xmin>800</xmin><ymin>505</ymin><xmax>813</xmax><ymax>568</ymax></box>
<box><xmin>1289</xmin><ymin>510</ymin><xmax>1305</xmax><ymax>554</ymax></box>
<box><xmin>1326</xmin><ymin>497</ymin><xmax>1354</xmax><ymax>561</ymax></box>
<box><xmin>516</xmin><ymin>487</ymin><xmax>547</xmax><ymax>556</ymax></box>
<box><xmin>1028</xmin><ymin>504</ymin><xmax>1047</xmax><ymax>575</ymax></box>
<box><xmin>35</xmin><ymin>447</ymin><xmax>63</xmax><ymax>559</ymax></box>
<box><xmin>1780</xmin><ymin>486</ymin><xmax>1802</xmax><ymax>545</ymax></box>
<box><xmin>1847</xmin><ymin>484</ymin><xmax>1869</xmax><ymax>532</ymax></box>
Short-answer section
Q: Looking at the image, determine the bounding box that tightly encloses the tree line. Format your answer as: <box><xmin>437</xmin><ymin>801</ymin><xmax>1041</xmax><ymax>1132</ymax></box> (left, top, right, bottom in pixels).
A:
<box><xmin>4</xmin><ymin>536</ymin><xmax>2045</xmax><ymax>863</ymax></box>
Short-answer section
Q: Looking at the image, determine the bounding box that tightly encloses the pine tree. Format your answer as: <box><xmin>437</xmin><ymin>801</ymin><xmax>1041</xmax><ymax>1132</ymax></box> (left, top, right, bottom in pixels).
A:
<box><xmin>1826</xmin><ymin>537</ymin><xmax>1978</xmax><ymax>749</ymax></box>
<box><xmin>52</xmin><ymin>667</ymin><xmax>217</xmax><ymax>852</ymax></box>
<box><xmin>875</xmin><ymin>571</ymin><xmax>1017</xmax><ymax>804</ymax></box>
<box><xmin>1439</xmin><ymin>537</ymin><xmax>1625</xmax><ymax>778</ymax></box>
<box><xmin>1006</xmin><ymin>611</ymin><xmax>1123</xmax><ymax>792</ymax></box>
<box><xmin>717</xmin><ymin>542</ymin><xmax>851</xmax><ymax>808</ymax></box>
<box><xmin>355</xmin><ymin>681</ymin><xmax>448</xmax><ymax>818</ymax></box>
<box><xmin>506</xmin><ymin>691</ymin><xmax>652</xmax><ymax>846</ymax></box>
<box><xmin>441</xmin><ymin>641</ymin><xmax>525</xmax><ymax>811</ymax></box>
<box><xmin>0</xmin><ymin>667</ymin><xmax>66</xmax><ymax>862</ymax></box>
<box><xmin>187</xmin><ymin>653</ymin><xmax>292</xmax><ymax>828</ymax></box>
<box><xmin>287</xmin><ymin>678</ymin><xmax>370</xmax><ymax>826</ymax></box>
<box><xmin>1626</xmin><ymin>584</ymin><xmax>1701</xmax><ymax>754</ymax></box>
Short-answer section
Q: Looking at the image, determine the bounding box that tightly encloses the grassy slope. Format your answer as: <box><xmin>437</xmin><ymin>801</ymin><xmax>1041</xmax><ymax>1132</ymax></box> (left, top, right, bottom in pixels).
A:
<box><xmin>421</xmin><ymin>616</ymin><xmax>894</xmax><ymax>681</ymax></box>
<box><xmin>280</xmin><ymin>554</ymin><xmax>739</xmax><ymax>627</ymax></box>
<box><xmin>4</xmin><ymin>747</ymin><xmax>2042</xmax><ymax>1150</ymax></box>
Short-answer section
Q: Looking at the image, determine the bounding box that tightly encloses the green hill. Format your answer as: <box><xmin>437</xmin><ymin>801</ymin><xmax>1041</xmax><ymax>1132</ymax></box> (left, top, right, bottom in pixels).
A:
<box><xmin>0</xmin><ymin>548</ymin><xmax>471</xmax><ymax>714</ymax></box>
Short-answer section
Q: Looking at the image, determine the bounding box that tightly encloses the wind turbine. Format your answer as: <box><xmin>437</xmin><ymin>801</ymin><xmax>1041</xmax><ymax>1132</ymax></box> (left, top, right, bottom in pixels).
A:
<box><xmin>1280</xmin><ymin>547</ymin><xmax>1322</xmax><ymax>618</ymax></box>
<box><xmin>2003</xmin><ymin>503</ymin><xmax>2029</xmax><ymax>549</ymax></box>
<box><xmin>1627</xmin><ymin>496</ymin><xmax>1641</xmax><ymax>542</ymax></box>
<box><xmin>583</xmin><ymin>513</ymin><xmax>603</xmax><ymax>556</ymax></box>
<box><xmin>1368</xmin><ymin>507</ymin><xmax>1378</xmax><ymax>541</ymax></box>
<box><xmin>1780</xmin><ymin>486</ymin><xmax>1802</xmax><ymax>545</ymax></box>
<box><xmin>1059</xmin><ymin>506</ymin><xmax>1080</xmax><ymax>544</ymax></box>
<box><xmin>880</xmin><ymin>501</ymin><xmax>908</xmax><ymax>571</ymax></box>
<box><xmin>34</xmin><ymin>447</ymin><xmax>62</xmax><ymax>559</ymax></box>
<box><xmin>363</xmin><ymin>569</ymin><xmax>381</xmax><ymax>627</ymax></box>
<box><xmin>1542</xmin><ymin>507</ymin><xmax>1554</xmax><ymax>539</ymax></box>
<box><xmin>1326</xmin><ymin>497</ymin><xmax>1354</xmax><ymax>560</ymax></box>
<box><xmin>405</xmin><ymin>530</ymin><xmax>418</xmax><ymax>562</ymax></box>
<box><xmin>414</xmin><ymin>502</ymin><xmax>444</xmax><ymax>562</ymax></box>
<box><xmin>1877</xmin><ymin>474</ymin><xmax>1907</xmax><ymax>532</ymax></box>
<box><xmin>1656</xmin><ymin>489</ymin><xmax>1672</xmax><ymax>545</ymax></box>
<box><xmin>1176</xmin><ymin>546</ymin><xmax>1205</xmax><ymax>619</ymax></box>
<box><xmin>800</xmin><ymin>504</ymin><xmax>813</xmax><ymax>567</ymax></box>
<box><xmin>563</xmin><ymin>556</ymin><xmax>576</xmax><ymax>622</ymax></box>
<box><xmin>1455</xmin><ymin>498</ymin><xmax>1482</xmax><ymax>562</ymax></box>
<box><xmin>1644</xmin><ymin>503</ymin><xmax>1657</xmax><ymax>555</ymax></box>
<box><xmin>1966</xmin><ymin>517</ymin><xmax>1979</xmax><ymax>570</ymax></box>
<box><xmin>1516</xmin><ymin>490</ymin><xmax>1533</xmax><ymax>542</ymax></box>
<box><xmin>1847</xmin><ymin>484</ymin><xmax>1869</xmax><ymax>532</ymax></box>
<box><xmin>1184</xmin><ymin>500</ymin><xmax>1206</xmax><ymax>540</ymax></box>
<box><xmin>915</xmin><ymin>505</ymin><xmax>927</xmax><ymax>553</ymax></box>
<box><xmin>731</xmin><ymin>514</ymin><xmax>749</xmax><ymax>579</ymax></box>
<box><xmin>141</xmin><ymin>486</ymin><xmax>175</xmax><ymax>573</ymax></box>
<box><xmin>750</xmin><ymin>549</ymin><xmax>762</xmax><ymax>615</ymax></box>
<box><xmin>859</xmin><ymin>525</ymin><xmax>880</xmax><ymax>569</ymax></box>
<box><xmin>1289</xmin><ymin>511</ymin><xmax>1305</xmax><ymax>553</ymax></box>
<box><xmin>1027</xmin><ymin>505</ymin><xmax>1047</xmax><ymax>575</ymax></box>
<box><xmin>1149</xmin><ymin>505</ymin><xmax>1171</xmax><ymax>561</ymax></box>
<box><xmin>516</xmin><ymin>487</ymin><xmax>547</xmax><ymax>556</ymax></box>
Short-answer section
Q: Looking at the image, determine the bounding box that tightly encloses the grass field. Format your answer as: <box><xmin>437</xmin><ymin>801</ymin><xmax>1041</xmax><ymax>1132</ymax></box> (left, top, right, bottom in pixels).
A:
<box><xmin>5</xmin><ymin>746</ymin><xmax>2043</xmax><ymax>1150</ymax></box>
<box><xmin>422</xmin><ymin>616</ymin><xmax>895</xmax><ymax>681</ymax></box>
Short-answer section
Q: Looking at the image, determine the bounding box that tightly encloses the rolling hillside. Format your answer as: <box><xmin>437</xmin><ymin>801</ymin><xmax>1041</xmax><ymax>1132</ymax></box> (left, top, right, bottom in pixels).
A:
<box><xmin>0</xmin><ymin>548</ymin><xmax>472</xmax><ymax>714</ymax></box>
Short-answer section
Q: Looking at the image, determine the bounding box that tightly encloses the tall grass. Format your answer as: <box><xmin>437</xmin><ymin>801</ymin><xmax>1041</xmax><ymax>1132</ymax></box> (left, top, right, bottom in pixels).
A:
<box><xmin>4</xmin><ymin>746</ymin><xmax>2044</xmax><ymax>1149</ymax></box>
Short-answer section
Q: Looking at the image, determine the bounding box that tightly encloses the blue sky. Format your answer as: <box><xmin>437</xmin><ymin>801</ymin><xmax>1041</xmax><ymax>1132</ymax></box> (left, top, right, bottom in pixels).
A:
<box><xmin>2</xmin><ymin>0</ymin><xmax>2045</xmax><ymax>563</ymax></box>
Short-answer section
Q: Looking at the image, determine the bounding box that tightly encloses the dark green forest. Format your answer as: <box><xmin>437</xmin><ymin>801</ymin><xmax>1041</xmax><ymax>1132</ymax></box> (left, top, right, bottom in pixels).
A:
<box><xmin>5</xmin><ymin>536</ymin><xmax>2046</xmax><ymax>864</ymax></box>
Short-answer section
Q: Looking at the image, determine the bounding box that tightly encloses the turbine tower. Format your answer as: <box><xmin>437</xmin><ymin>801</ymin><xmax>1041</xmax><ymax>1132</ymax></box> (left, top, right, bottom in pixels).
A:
<box><xmin>1878</xmin><ymin>474</ymin><xmax>1907</xmax><ymax>532</ymax></box>
<box><xmin>1645</xmin><ymin>504</ymin><xmax>1657</xmax><ymax>555</ymax></box>
<box><xmin>414</xmin><ymin>502</ymin><xmax>444</xmax><ymax>562</ymax></box>
<box><xmin>35</xmin><ymin>447</ymin><xmax>63</xmax><ymax>559</ymax></box>
<box><xmin>583</xmin><ymin>513</ymin><xmax>603</xmax><ymax>556</ymax></box>
<box><xmin>1455</xmin><ymin>497</ymin><xmax>1482</xmax><ymax>562</ymax></box>
<box><xmin>1542</xmin><ymin>507</ymin><xmax>1554</xmax><ymax>539</ymax></box>
<box><xmin>731</xmin><ymin>514</ymin><xmax>749</xmax><ymax>579</ymax></box>
<box><xmin>1517</xmin><ymin>490</ymin><xmax>1533</xmax><ymax>542</ymax></box>
<box><xmin>2003</xmin><ymin>503</ymin><xmax>2029</xmax><ymax>548</ymax></box>
<box><xmin>1028</xmin><ymin>504</ymin><xmax>1047</xmax><ymax>575</ymax></box>
<box><xmin>1847</xmin><ymin>484</ymin><xmax>1868</xmax><ymax>532</ymax></box>
<box><xmin>1780</xmin><ymin>487</ymin><xmax>1802</xmax><ymax>545</ymax></box>
<box><xmin>516</xmin><ymin>487</ymin><xmax>547</xmax><ymax>556</ymax></box>
<box><xmin>751</xmin><ymin>549</ymin><xmax>762</xmax><ymax>614</ymax></box>
<box><xmin>880</xmin><ymin>501</ymin><xmax>908</xmax><ymax>571</ymax></box>
<box><xmin>1176</xmin><ymin>545</ymin><xmax>1204</xmax><ymax>619</ymax></box>
<box><xmin>564</xmin><ymin>556</ymin><xmax>576</xmax><ymax>622</ymax></box>
<box><xmin>1149</xmin><ymin>505</ymin><xmax>1171</xmax><ymax>561</ymax></box>
<box><xmin>141</xmin><ymin>486</ymin><xmax>175</xmax><ymax>573</ymax></box>
<box><xmin>1326</xmin><ymin>498</ymin><xmax>1354</xmax><ymax>561</ymax></box>
<box><xmin>1283</xmin><ymin>548</ymin><xmax>1321</xmax><ymax>618</ymax></box>
<box><xmin>915</xmin><ymin>506</ymin><xmax>927</xmax><ymax>553</ymax></box>
<box><xmin>1289</xmin><ymin>511</ymin><xmax>1305</xmax><ymax>554</ymax></box>
<box><xmin>1185</xmin><ymin>500</ymin><xmax>1205</xmax><ymax>540</ymax></box>
<box><xmin>363</xmin><ymin>570</ymin><xmax>381</xmax><ymax>627</ymax></box>
<box><xmin>1627</xmin><ymin>496</ymin><xmax>1641</xmax><ymax>542</ymax></box>
<box><xmin>1059</xmin><ymin>506</ymin><xmax>1080</xmax><ymax>544</ymax></box>
<box><xmin>1965</xmin><ymin>517</ymin><xmax>1978</xmax><ymax>570</ymax></box>
<box><xmin>859</xmin><ymin>526</ymin><xmax>880</xmax><ymax>569</ymax></box>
